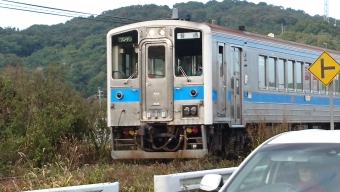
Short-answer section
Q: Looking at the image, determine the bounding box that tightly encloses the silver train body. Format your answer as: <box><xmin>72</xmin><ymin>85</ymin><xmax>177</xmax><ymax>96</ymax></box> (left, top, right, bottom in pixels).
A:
<box><xmin>107</xmin><ymin>19</ymin><xmax>340</xmax><ymax>159</ymax></box>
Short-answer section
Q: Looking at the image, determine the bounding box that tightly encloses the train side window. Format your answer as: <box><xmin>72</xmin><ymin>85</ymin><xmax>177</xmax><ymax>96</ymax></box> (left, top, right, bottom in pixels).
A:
<box><xmin>258</xmin><ymin>56</ymin><xmax>267</xmax><ymax>89</ymax></box>
<box><xmin>320</xmin><ymin>82</ymin><xmax>326</xmax><ymax>94</ymax></box>
<box><xmin>268</xmin><ymin>57</ymin><xmax>276</xmax><ymax>90</ymax></box>
<box><xmin>308</xmin><ymin>60</ymin><xmax>319</xmax><ymax>94</ymax></box>
<box><xmin>296</xmin><ymin>62</ymin><xmax>303</xmax><ymax>92</ymax></box>
<box><xmin>278</xmin><ymin>59</ymin><xmax>285</xmax><ymax>91</ymax></box>
<box><xmin>335</xmin><ymin>74</ymin><xmax>340</xmax><ymax>95</ymax></box>
<box><xmin>219</xmin><ymin>45</ymin><xmax>223</xmax><ymax>77</ymax></box>
<box><xmin>312</xmin><ymin>75</ymin><xmax>319</xmax><ymax>94</ymax></box>
<box><xmin>304</xmin><ymin>63</ymin><xmax>311</xmax><ymax>93</ymax></box>
<box><xmin>287</xmin><ymin>60</ymin><xmax>294</xmax><ymax>91</ymax></box>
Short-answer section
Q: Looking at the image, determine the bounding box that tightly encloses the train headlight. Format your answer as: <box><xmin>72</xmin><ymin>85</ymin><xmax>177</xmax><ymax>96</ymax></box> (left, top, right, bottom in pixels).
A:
<box><xmin>182</xmin><ymin>105</ymin><xmax>199</xmax><ymax>117</ymax></box>
<box><xmin>190</xmin><ymin>106</ymin><xmax>197</xmax><ymax>115</ymax></box>
<box><xmin>147</xmin><ymin>28</ymin><xmax>156</xmax><ymax>36</ymax></box>
<box><xmin>158</xmin><ymin>28</ymin><xmax>166</xmax><ymax>36</ymax></box>
<box><xmin>147</xmin><ymin>27</ymin><xmax>166</xmax><ymax>37</ymax></box>
<box><xmin>183</xmin><ymin>107</ymin><xmax>190</xmax><ymax>116</ymax></box>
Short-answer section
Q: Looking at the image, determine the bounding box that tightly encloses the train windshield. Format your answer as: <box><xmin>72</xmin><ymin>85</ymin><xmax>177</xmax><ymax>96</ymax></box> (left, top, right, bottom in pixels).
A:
<box><xmin>111</xmin><ymin>30</ymin><xmax>138</xmax><ymax>79</ymax></box>
<box><xmin>174</xmin><ymin>28</ymin><xmax>203</xmax><ymax>77</ymax></box>
<box><xmin>148</xmin><ymin>46</ymin><xmax>165</xmax><ymax>78</ymax></box>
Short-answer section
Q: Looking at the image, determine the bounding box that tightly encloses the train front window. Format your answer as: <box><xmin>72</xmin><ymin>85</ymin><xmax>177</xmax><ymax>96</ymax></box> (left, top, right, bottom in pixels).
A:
<box><xmin>175</xmin><ymin>56</ymin><xmax>202</xmax><ymax>76</ymax></box>
<box><xmin>148</xmin><ymin>46</ymin><xmax>165</xmax><ymax>78</ymax></box>
<box><xmin>174</xmin><ymin>28</ymin><xmax>202</xmax><ymax>77</ymax></box>
<box><xmin>111</xmin><ymin>30</ymin><xmax>138</xmax><ymax>79</ymax></box>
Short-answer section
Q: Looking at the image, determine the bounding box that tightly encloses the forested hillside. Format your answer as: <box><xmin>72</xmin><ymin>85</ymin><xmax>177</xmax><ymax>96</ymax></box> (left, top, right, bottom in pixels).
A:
<box><xmin>1</xmin><ymin>0</ymin><xmax>339</xmax><ymax>97</ymax></box>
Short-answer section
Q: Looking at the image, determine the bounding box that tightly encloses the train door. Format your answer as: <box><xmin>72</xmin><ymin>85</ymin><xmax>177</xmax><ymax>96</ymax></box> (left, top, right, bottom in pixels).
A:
<box><xmin>217</xmin><ymin>43</ymin><xmax>227</xmax><ymax>118</ymax></box>
<box><xmin>140</xmin><ymin>39</ymin><xmax>173</xmax><ymax>121</ymax></box>
<box><xmin>230</xmin><ymin>46</ymin><xmax>243</xmax><ymax>126</ymax></box>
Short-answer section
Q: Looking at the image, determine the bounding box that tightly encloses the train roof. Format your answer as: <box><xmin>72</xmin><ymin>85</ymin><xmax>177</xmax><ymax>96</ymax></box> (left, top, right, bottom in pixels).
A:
<box><xmin>206</xmin><ymin>22</ymin><xmax>340</xmax><ymax>56</ymax></box>
<box><xmin>267</xmin><ymin>129</ymin><xmax>340</xmax><ymax>144</ymax></box>
<box><xmin>110</xmin><ymin>19</ymin><xmax>340</xmax><ymax>57</ymax></box>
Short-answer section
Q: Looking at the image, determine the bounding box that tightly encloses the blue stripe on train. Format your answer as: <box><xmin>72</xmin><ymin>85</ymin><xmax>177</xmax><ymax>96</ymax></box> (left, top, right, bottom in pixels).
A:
<box><xmin>243</xmin><ymin>92</ymin><xmax>340</xmax><ymax>106</ymax></box>
<box><xmin>110</xmin><ymin>88</ymin><xmax>340</xmax><ymax>105</ymax></box>
<box><xmin>111</xmin><ymin>86</ymin><xmax>207</xmax><ymax>102</ymax></box>
<box><xmin>111</xmin><ymin>88</ymin><xmax>140</xmax><ymax>102</ymax></box>
<box><xmin>174</xmin><ymin>86</ymin><xmax>204</xmax><ymax>100</ymax></box>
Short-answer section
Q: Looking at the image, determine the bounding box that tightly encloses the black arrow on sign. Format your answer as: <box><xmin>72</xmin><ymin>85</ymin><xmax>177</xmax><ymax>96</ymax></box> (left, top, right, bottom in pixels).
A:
<box><xmin>321</xmin><ymin>58</ymin><xmax>335</xmax><ymax>78</ymax></box>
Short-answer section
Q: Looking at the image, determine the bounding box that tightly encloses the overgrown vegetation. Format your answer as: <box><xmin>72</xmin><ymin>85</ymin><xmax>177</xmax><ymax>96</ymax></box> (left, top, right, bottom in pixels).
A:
<box><xmin>246</xmin><ymin>122</ymin><xmax>288</xmax><ymax>151</ymax></box>
<box><xmin>0</xmin><ymin>64</ymin><xmax>110</xmax><ymax>178</ymax></box>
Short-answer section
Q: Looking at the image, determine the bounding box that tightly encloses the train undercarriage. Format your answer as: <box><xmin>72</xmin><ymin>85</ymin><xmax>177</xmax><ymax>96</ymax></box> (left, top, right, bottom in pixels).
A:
<box><xmin>111</xmin><ymin>123</ymin><xmax>249</xmax><ymax>159</ymax></box>
<box><xmin>110</xmin><ymin>122</ymin><xmax>336</xmax><ymax>159</ymax></box>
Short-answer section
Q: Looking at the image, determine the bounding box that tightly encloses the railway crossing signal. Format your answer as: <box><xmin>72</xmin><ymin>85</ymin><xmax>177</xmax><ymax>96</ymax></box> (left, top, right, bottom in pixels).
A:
<box><xmin>308</xmin><ymin>51</ymin><xmax>340</xmax><ymax>86</ymax></box>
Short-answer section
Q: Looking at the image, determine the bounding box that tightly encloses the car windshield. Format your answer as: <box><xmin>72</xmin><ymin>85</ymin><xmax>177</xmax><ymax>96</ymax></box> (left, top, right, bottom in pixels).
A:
<box><xmin>226</xmin><ymin>143</ymin><xmax>340</xmax><ymax>192</ymax></box>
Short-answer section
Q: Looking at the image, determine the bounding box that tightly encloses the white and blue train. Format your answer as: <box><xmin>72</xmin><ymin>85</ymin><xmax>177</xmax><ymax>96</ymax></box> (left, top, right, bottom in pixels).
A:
<box><xmin>107</xmin><ymin>10</ymin><xmax>340</xmax><ymax>159</ymax></box>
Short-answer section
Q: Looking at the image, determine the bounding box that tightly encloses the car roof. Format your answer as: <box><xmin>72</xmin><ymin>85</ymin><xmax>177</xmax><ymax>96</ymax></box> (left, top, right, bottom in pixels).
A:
<box><xmin>267</xmin><ymin>129</ymin><xmax>340</xmax><ymax>144</ymax></box>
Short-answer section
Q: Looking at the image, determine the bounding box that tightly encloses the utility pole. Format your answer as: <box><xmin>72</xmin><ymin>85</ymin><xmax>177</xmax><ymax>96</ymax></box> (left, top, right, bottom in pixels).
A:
<box><xmin>324</xmin><ymin>0</ymin><xmax>330</xmax><ymax>22</ymax></box>
<box><xmin>97</xmin><ymin>87</ymin><xmax>103</xmax><ymax>109</ymax></box>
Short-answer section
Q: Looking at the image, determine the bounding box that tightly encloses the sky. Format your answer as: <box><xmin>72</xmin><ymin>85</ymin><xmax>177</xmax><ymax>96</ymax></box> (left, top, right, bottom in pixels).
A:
<box><xmin>0</xmin><ymin>0</ymin><xmax>339</xmax><ymax>30</ymax></box>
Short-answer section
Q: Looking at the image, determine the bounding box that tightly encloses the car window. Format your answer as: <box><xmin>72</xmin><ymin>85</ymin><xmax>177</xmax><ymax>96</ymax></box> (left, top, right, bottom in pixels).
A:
<box><xmin>238</xmin><ymin>161</ymin><xmax>270</xmax><ymax>190</ymax></box>
<box><xmin>226</xmin><ymin>143</ymin><xmax>340</xmax><ymax>192</ymax></box>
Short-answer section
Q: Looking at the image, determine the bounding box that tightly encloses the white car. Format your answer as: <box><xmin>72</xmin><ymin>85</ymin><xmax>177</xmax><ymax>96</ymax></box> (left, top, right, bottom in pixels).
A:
<box><xmin>200</xmin><ymin>129</ymin><xmax>340</xmax><ymax>192</ymax></box>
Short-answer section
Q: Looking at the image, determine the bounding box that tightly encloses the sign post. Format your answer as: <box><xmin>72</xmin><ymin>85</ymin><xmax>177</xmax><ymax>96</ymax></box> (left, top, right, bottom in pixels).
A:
<box><xmin>330</xmin><ymin>81</ymin><xmax>334</xmax><ymax>130</ymax></box>
<box><xmin>308</xmin><ymin>51</ymin><xmax>340</xmax><ymax>130</ymax></box>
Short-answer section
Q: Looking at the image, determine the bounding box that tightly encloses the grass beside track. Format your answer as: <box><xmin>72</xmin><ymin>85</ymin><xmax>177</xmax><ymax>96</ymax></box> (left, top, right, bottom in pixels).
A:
<box><xmin>0</xmin><ymin>158</ymin><xmax>241</xmax><ymax>192</ymax></box>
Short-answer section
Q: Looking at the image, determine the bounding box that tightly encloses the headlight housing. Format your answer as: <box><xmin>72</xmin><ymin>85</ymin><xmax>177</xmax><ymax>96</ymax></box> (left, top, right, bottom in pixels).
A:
<box><xmin>182</xmin><ymin>105</ymin><xmax>199</xmax><ymax>117</ymax></box>
<box><xmin>146</xmin><ymin>27</ymin><xmax>166</xmax><ymax>37</ymax></box>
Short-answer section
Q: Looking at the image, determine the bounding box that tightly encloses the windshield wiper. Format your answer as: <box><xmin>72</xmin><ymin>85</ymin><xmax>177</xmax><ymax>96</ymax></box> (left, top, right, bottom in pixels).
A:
<box><xmin>124</xmin><ymin>70</ymin><xmax>138</xmax><ymax>84</ymax></box>
<box><xmin>179</xmin><ymin>66</ymin><xmax>191</xmax><ymax>82</ymax></box>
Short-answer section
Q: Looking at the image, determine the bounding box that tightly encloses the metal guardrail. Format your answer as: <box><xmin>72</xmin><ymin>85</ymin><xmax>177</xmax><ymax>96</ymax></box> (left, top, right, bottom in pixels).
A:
<box><xmin>25</xmin><ymin>182</ymin><xmax>119</xmax><ymax>192</ymax></box>
<box><xmin>154</xmin><ymin>167</ymin><xmax>237</xmax><ymax>192</ymax></box>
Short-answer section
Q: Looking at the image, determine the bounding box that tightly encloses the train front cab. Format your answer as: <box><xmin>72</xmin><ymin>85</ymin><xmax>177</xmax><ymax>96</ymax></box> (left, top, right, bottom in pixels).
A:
<box><xmin>107</xmin><ymin>21</ymin><xmax>217</xmax><ymax>159</ymax></box>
